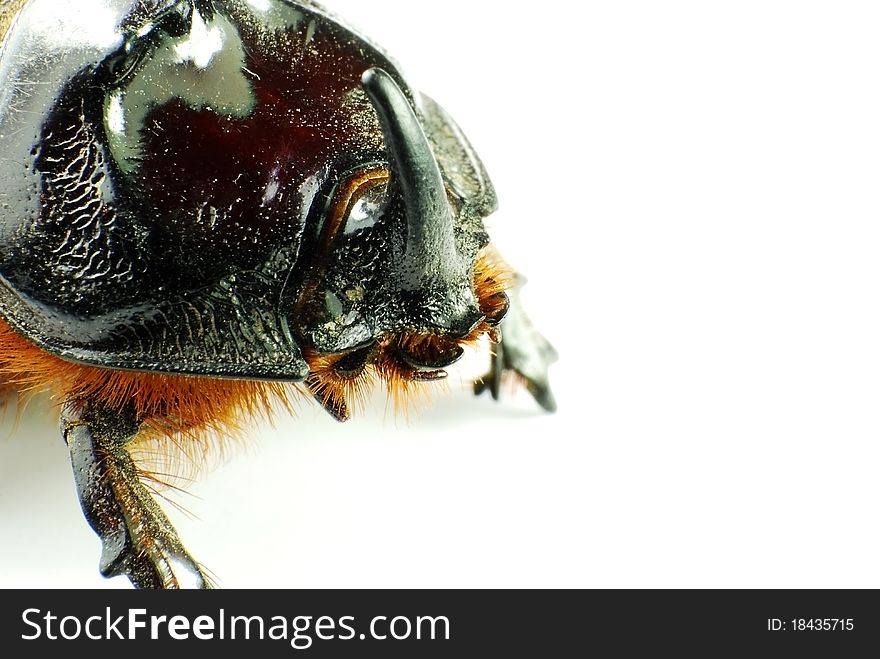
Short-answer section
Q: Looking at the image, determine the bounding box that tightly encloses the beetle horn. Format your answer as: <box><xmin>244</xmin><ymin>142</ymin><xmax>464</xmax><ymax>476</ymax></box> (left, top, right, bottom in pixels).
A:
<box><xmin>361</xmin><ymin>68</ymin><xmax>459</xmax><ymax>290</ymax></box>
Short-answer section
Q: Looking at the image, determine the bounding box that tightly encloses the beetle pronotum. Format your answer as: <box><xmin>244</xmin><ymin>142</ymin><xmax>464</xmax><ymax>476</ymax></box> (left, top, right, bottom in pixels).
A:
<box><xmin>0</xmin><ymin>0</ymin><xmax>556</xmax><ymax>588</ymax></box>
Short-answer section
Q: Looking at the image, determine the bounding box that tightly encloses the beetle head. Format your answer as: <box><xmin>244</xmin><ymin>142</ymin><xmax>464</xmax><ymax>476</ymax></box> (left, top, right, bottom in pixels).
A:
<box><xmin>298</xmin><ymin>69</ymin><xmax>510</xmax><ymax>419</ymax></box>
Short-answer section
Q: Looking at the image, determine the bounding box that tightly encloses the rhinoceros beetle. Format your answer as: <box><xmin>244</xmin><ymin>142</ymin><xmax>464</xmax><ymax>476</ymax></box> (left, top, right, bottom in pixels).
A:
<box><xmin>0</xmin><ymin>0</ymin><xmax>557</xmax><ymax>588</ymax></box>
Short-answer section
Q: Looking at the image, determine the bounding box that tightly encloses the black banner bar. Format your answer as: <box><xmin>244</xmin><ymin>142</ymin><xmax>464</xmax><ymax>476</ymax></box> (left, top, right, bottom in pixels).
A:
<box><xmin>0</xmin><ymin>590</ymin><xmax>877</xmax><ymax>657</ymax></box>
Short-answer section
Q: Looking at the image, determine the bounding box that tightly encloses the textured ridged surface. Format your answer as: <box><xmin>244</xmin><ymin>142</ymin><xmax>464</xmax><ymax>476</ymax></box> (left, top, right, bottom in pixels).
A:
<box><xmin>0</xmin><ymin>1</ymin><xmax>498</xmax><ymax>381</ymax></box>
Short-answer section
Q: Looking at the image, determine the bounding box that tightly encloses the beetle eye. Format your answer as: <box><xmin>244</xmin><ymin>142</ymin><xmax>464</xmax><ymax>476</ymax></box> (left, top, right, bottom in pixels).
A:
<box><xmin>319</xmin><ymin>168</ymin><xmax>390</xmax><ymax>250</ymax></box>
<box><xmin>342</xmin><ymin>172</ymin><xmax>390</xmax><ymax>235</ymax></box>
<box><xmin>345</xmin><ymin>179</ymin><xmax>389</xmax><ymax>234</ymax></box>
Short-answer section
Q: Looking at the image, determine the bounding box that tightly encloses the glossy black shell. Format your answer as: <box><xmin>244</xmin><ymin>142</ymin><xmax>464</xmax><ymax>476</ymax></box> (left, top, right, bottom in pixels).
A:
<box><xmin>0</xmin><ymin>0</ymin><xmax>496</xmax><ymax>380</ymax></box>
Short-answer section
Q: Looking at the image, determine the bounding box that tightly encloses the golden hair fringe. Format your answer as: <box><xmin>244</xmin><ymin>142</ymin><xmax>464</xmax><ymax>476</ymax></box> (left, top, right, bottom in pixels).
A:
<box><xmin>0</xmin><ymin>318</ymin><xmax>301</xmax><ymax>477</ymax></box>
<box><xmin>0</xmin><ymin>246</ymin><xmax>514</xmax><ymax>476</ymax></box>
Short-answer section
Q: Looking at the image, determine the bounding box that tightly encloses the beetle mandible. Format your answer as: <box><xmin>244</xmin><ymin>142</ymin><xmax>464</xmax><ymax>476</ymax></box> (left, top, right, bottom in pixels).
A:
<box><xmin>0</xmin><ymin>0</ymin><xmax>557</xmax><ymax>588</ymax></box>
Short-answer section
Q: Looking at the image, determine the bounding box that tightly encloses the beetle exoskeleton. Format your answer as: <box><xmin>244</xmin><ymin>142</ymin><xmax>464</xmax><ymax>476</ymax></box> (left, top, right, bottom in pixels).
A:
<box><xmin>0</xmin><ymin>0</ymin><xmax>557</xmax><ymax>588</ymax></box>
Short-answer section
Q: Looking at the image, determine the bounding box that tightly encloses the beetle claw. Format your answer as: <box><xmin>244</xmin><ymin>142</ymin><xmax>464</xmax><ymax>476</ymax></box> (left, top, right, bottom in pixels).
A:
<box><xmin>525</xmin><ymin>379</ymin><xmax>558</xmax><ymax>414</ymax></box>
<box><xmin>474</xmin><ymin>279</ymin><xmax>558</xmax><ymax>412</ymax></box>
<box><xmin>62</xmin><ymin>402</ymin><xmax>211</xmax><ymax>589</ymax></box>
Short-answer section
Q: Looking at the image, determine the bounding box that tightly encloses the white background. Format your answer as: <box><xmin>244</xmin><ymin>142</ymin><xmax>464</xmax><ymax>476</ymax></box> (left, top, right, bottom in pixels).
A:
<box><xmin>2</xmin><ymin>0</ymin><xmax>880</xmax><ymax>588</ymax></box>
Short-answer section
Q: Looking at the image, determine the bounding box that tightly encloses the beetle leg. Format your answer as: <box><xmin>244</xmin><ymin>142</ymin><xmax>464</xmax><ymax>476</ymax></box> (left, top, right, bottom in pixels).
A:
<box><xmin>475</xmin><ymin>278</ymin><xmax>558</xmax><ymax>412</ymax></box>
<box><xmin>61</xmin><ymin>400</ymin><xmax>209</xmax><ymax>589</ymax></box>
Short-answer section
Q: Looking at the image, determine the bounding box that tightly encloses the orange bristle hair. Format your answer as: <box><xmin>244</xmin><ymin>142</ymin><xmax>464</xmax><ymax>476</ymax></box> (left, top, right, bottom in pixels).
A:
<box><xmin>303</xmin><ymin>247</ymin><xmax>516</xmax><ymax>420</ymax></box>
<box><xmin>0</xmin><ymin>246</ymin><xmax>514</xmax><ymax>473</ymax></box>
<box><xmin>0</xmin><ymin>321</ymin><xmax>298</xmax><ymax>475</ymax></box>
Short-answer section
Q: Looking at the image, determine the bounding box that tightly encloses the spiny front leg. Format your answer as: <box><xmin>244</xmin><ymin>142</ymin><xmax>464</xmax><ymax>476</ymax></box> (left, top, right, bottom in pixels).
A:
<box><xmin>61</xmin><ymin>400</ymin><xmax>209</xmax><ymax>589</ymax></box>
<box><xmin>475</xmin><ymin>277</ymin><xmax>558</xmax><ymax>412</ymax></box>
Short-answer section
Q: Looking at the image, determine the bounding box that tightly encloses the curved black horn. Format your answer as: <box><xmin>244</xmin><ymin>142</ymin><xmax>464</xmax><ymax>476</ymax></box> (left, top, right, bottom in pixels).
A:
<box><xmin>362</xmin><ymin>68</ymin><xmax>458</xmax><ymax>288</ymax></box>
